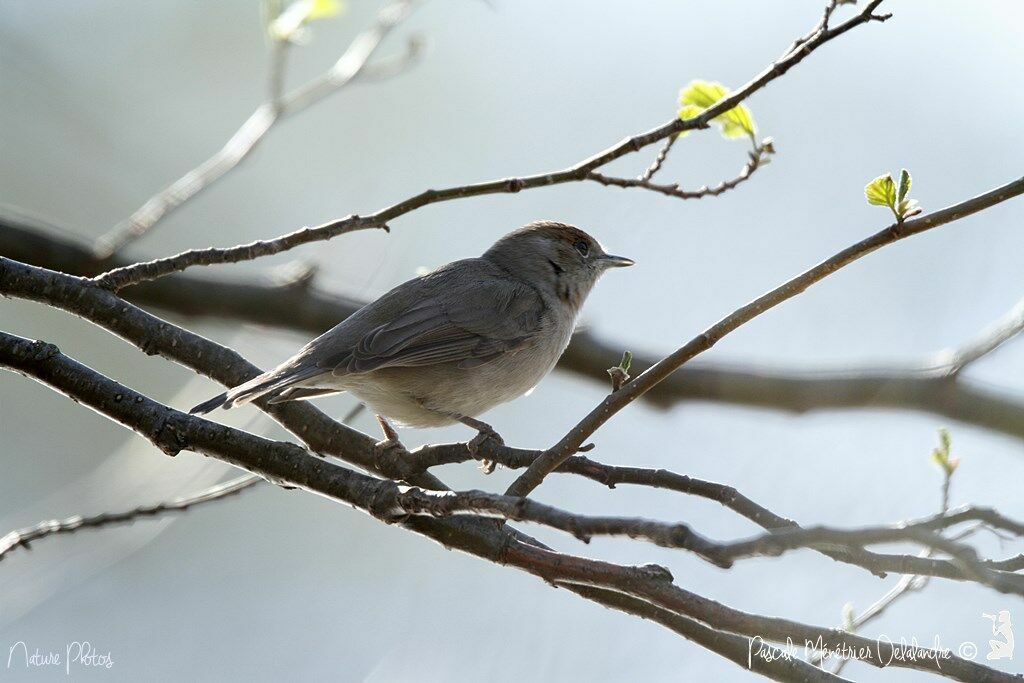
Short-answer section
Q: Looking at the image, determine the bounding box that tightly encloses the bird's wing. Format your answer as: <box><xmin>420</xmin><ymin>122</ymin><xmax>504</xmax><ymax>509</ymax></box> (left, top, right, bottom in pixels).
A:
<box><xmin>188</xmin><ymin>261</ymin><xmax>546</xmax><ymax>413</ymax></box>
<box><xmin>317</xmin><ymin>271</ymin><xmax>545</xmax><ymax>375</ymax></box>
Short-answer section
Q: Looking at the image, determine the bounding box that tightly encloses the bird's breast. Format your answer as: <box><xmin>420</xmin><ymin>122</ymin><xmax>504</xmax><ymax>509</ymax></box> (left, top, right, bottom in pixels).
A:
<box><xmin>346</xmin><ymin>313</ymin><xmax>575</xmax><ymax>427</ymax></box>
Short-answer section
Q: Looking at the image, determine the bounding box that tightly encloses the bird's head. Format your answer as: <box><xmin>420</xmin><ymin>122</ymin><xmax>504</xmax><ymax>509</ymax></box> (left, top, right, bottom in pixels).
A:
<box><xmin>484</xmin><ymin>220</ymin><xmax>633</xmax><ymax>310</ymax></box>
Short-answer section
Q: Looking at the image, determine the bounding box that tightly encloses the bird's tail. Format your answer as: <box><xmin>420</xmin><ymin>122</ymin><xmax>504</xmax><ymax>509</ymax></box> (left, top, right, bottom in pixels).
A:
<box><xmin>189</xmin><ymin>365</ymin><xmax>321</xmax><ymax>415</ymax></box>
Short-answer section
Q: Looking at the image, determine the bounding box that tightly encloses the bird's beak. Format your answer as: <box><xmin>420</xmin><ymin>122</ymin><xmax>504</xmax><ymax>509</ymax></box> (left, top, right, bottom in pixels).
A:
<box><xmin>598</xmin><ymin>253</ymin><xmax>635</xmax><ymax>268</ymax></box>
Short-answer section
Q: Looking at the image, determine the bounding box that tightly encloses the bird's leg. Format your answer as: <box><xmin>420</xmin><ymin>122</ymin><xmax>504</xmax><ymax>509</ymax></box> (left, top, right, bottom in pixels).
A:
<box><xmin>455</xmin><ymin>415</ymin><xmax>504</xmax><ymax>474</ymax></box>
<box><xmin>373</xmin><ymin>415</ymin><xmax>408</xmax><ymax>469</ymax></box>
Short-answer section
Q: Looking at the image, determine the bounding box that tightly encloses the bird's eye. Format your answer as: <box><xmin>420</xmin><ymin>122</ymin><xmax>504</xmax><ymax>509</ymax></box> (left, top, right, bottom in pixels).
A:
<box><xmin>573</xmin><ymin>240</ymin><xmax>589</xmax><ymax>257</ymax></box>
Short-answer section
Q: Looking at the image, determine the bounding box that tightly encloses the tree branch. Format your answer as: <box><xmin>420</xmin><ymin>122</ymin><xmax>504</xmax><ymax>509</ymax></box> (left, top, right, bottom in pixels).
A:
<box><xmin>92</xmin><ymin>0</ymin><xmax>419</xmax><ymax>257</ymax></box>
<box><xmin>90</xmin><ymin>1</ymin><xmax>889</xmax><ymax>290</ymax></box>
<box><xmin>815</xmin><ymin>451</ymin><xmax>961</xmax><ymax>671</ymax></box>
<box><xmin>508</xmin><ymin>543</ymin><xmax>1008</xmax><ymax>683</ymax></box>
<box><xmin>0</xmin><ymin>330</ymin><xmax>1010</xmax><ymax>682</ymax></box>
<box><xmin>399</xmin><ymin>444</ymin><xmax>1024</xmax><ymax>589</ymax></box>
<box><xmin>0</xmin><ymin>474</ymin><xmax>261</xmax><ymax>563</ymax></box>
<box><xmin>565</xmin><ymin>585</ymin><xmax>850</xmax><ymax>683</ymax></box>
<box><xmin>638</xmin><ymin>135</ymin><xmax>677</xmax><ymax>182</ymax></box>
<box><xmin>392</xmin><ymin>486</ymin><xmax>1024</xmax><ymax>595</ymax></box>
<box><xmin>927</xmin><ymin>294</ymin><xmax>1024</xmax><ymax>375</ymax></box>
<box><xmin>588</xmin><ymin>140</ymin><xmax>771</xmax><ymax>201</ymax></box>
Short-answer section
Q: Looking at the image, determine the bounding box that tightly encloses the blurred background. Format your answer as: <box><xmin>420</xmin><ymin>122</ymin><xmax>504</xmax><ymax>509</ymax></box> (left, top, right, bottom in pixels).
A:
<box><xmin>2</xmin><ymin>0</ymin><xmax>1023</xmax><ymax>680</ymax></box>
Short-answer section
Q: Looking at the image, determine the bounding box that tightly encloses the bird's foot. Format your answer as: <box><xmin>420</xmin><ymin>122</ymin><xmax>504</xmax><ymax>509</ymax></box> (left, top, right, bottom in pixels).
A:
<box><xmin>373</xmin><ymin>416</ymin><xmax>408</xmax><ymax>471</ymax></box>
<box><xmin>468</xmin><ymin>427</ymin><xmax>504</xmax><ymax>455</ymax></box>
<box><xmin>468</xmin><ymin>428</ymin><xmax>504</xmax><ymax>474</ymax></box>
<box><xmin>453</xmin><ymin>415</ymin><xmax>504</xmax><ymax>474</ymax></box>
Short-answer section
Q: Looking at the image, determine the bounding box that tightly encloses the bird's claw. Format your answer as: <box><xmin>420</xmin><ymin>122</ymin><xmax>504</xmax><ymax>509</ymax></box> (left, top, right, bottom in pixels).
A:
<box><xmin>374</xmin><ymin>436</ymin><xmax>405</xmax><ymax>454</ymax></box>
<box><xmin>467</xmin><ymin>427</ymin><xmax>504</xmax><ymax>454</ymax></box>
<box><xmin>373</xmin><ymin>415</ymin><xmax>409</xmax><ymax>473</ymax></box>
<box><xmin>467</xmin><ymin>429</ymin><xmax>504</xmax><ymax>474</ymax></box>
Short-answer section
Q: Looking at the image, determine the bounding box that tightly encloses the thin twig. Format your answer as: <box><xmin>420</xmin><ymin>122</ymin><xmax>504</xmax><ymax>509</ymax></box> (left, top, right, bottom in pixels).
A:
<box><xmin>0</xmin><ymin>401</ymin><xmax>369</xmax><ymax>563</ymax></box>
<box><xmin>638</xmin><ymin>135</ymin><xmax>677</xmax><ymax>181</ymax></box>
<box><xmin>927</xmin><ymin>295</ymin><xmax>1024</xmax><ymax>375</ymax></box>
<box><xmin>92</xmin><ymin>0</ymin><xmax>418</xmax><ymax>258</ymax></box>
<box><xmin>703</xmin><ymin>507</ymin><xmax>1021</xmax><ymax>562</ymax></box>
<box><xmin>824</xmin><ymin>524</ymin><xmax>986</xmax><ymax>675</ymax></box>
<box><xmin>397</xmin><ymin>447</ymin><xmax>1010</xmax><ymax>585</ymax></box>
<box><xmin>390</xmin><ymin>487</ymin><xmax>1024</xmax><ymax>595</ymax></box>
<box><xmin>0</xmin><ymin>474</ymin><xmax>261</xmax><ymax>563</ymax></box>
<box><xmin>567</xmin><ymin>584</ymin><xmax>850</xmax><ymax>683</ymax></box>
<box><xmin>787</xmin><ymin>0</ymin><xmax>850</xmax><ymax>56</ymax></box>
<box><xmin>817</xmin><ymin>453</ymin><xmax>959</xmax><ymax>674</ymax></box>
<box><xmin>590</xmin><ymin>142</ymin><xmax>769</xmax><ymax>200</ymax></box>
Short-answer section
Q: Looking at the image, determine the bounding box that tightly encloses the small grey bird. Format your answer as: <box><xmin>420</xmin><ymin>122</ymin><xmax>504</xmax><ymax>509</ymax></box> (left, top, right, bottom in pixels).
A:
<box><xmin>191</xmin><ymin>220</ymin><xmax>633</xmax><ymax>451</ymax></box>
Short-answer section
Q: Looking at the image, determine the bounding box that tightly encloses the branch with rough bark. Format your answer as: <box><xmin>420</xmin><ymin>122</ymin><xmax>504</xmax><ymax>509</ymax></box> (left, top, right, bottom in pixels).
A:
<box><xmin>0</xmin><ymin>329</ymin><xmax>1014</xmax><ymax>683</ymax></box>
<box><xmin>7</xmin><ymin>325</ymin><xmax>1020</xmax><ymax>594</ymax></box>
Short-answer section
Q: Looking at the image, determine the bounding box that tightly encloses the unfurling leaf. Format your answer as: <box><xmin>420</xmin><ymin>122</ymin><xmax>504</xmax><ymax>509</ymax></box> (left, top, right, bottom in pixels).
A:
<box><xmin>864</xmin><ymin>174</ymin><xmax>897</xmax><ymax>210</ymax></box>
<box><xmin>619</xmin><ymin>350</ymin><xmax>633</xmax><ymax>374</ymax></box>
<box><xmin>607</xmin><ymin>350</ymin><xmax>633</xmax><ymax>392</ymax></box>
<box><xmin>678</xmin><ymin>80</ymin><xmax>757</xmax><ymax>141</ymax></box>
<box><xmin>897</xmin><ymin>168</ymin><xmax>912</xmax><ymax>204</ymax></box>
<box><xmin>930</xmin><ymin>428</ymin><xmax>960</xmax><ymax>476</ymax></box>
<box><xmin>865</xmin><ymin>169</ymin><xmax>922</xmax><ymax>221</ymax></box>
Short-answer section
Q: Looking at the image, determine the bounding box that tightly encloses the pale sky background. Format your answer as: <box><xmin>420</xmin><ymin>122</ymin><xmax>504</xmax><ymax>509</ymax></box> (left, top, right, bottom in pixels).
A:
<box><xmin>1</xmin><ymin>1</ymin><xmax>1023</xmax><ymax>680</ymax></box>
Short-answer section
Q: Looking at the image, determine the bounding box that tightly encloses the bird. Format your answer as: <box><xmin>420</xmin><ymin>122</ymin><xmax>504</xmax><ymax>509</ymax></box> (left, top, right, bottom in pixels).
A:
<box><xmin>190</xmin><ymin>220</ymin><xmax>633</xmax><ymax>455</ymax></box>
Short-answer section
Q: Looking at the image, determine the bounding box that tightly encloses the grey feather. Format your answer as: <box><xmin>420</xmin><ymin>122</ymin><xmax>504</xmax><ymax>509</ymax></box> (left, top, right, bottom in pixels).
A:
<box><xmin>314</xmin><ymin>260</ymin><xmax>543</xmax><ymax>374</ymax></box>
